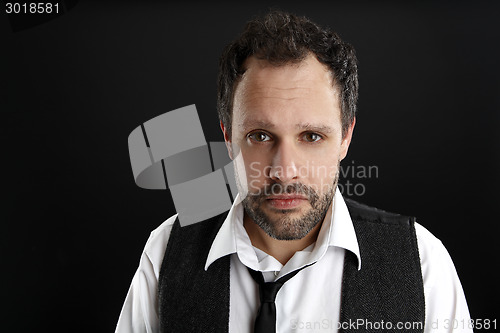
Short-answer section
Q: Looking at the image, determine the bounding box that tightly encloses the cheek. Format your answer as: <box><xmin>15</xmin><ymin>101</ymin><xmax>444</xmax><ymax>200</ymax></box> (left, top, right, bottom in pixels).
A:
<box><xmin>243</xmin><ymin>153</ymin><xmax>269</xmax><ymax>185</ymax></box>
<box><xmin>306</xmin><ymin>159</ymin><xmax>339</xmax><ymax>192</ymax></box>
<box><xmin>233</xmin><ymin>147</ymin><xmax>270</xmax><ymax>193</ymax></box>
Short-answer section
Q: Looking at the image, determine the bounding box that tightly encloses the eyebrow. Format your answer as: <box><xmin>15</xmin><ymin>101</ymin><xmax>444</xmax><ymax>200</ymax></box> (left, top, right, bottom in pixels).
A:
<box><xmin>238</xmin><ymin>120</ymin><xmax>275</xmax><ymax>131</ymax></box>
<box><xmin>297</xmin><ymin>123</ymin><xmax>333</xmax><ymax>134</ymax></box>
<box><xmin>239</xmin><ymin>120</ymin><xmax>333</xmax><ymax>134</ymax></box>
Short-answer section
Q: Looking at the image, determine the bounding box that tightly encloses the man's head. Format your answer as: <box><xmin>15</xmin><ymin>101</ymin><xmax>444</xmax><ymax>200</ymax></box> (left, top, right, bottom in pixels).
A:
<box><xmin>217</xmin><ymin>10</ymin><xmax>358</xmax><ymax>140</ymax></box>
<box><xmin>218</xmin><ymin>11</ymin><xmax>358</xmax><ymax>240</ymax></box>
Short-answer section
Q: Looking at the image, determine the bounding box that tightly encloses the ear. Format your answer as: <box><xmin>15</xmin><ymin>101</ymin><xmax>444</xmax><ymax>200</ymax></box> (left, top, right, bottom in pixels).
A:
<box><xmin>220</xmin><ymin>121</ymin><xmax>234</xmax><ymax>160</ymax></box>
<box><xmin>339</xmin><ymin>117</ymin><xmax>356</xmax><ymax>161</ymax></box>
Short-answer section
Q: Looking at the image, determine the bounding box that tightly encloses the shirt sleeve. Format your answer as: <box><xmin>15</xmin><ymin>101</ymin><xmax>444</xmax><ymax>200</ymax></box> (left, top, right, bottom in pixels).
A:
<box><xmin>115</xmin><ymin>215</ymin><xmax>177</xmax><ymax>333</ymax></box>
<box><xmin>415</xmin><ymin>222</ymin><xmax>473</xmax><ymax>333</ymax></box>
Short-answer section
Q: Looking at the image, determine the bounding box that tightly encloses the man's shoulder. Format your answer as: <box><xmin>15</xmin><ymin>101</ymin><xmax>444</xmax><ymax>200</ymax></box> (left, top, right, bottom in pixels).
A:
<box><xmin>343</xmin><ymin>197</ymin><xmax>442</xmax><ymax>244</ymax></box>
<box><xmin>343</xmin><ymin>197</ymin><xmax>414</xmax><ymax>226</ymax></box>
<box><xmin>343</xmin><ymin>197</ymin><xmax>449</xmax><ymax>272</ymax></box>
<box><xmin>413</xmin><ymin>221</ymin><xmax>448</xmax><ymax>263</ymax></box>
<box><xmin>142</xmin><ymin>214</ymin><xmax>178</xmax><ymax>262</ymax></box>
<box><xmin>144</xmin><ymin>211</ymin><xmax>229</xmax><ymax>259</ymax></box>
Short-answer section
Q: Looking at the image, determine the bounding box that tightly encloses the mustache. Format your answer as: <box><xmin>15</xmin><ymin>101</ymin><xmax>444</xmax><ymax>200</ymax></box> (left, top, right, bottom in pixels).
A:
<box><xmin>248</xmin><ymin>182</ymin><xmax>317</xmax><ymax>199</ymax></box>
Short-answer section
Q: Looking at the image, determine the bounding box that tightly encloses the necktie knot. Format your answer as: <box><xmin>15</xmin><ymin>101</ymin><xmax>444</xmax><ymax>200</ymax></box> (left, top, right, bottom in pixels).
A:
<box><xmin>259</xmin><ymin>282</ymin><xmax>283</xmax><ymax>303</ymax></box>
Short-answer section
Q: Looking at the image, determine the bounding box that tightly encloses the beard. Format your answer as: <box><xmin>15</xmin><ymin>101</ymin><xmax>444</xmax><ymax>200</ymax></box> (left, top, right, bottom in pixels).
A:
<box><xmin>241</xmin><ymin>170</ymin><xmax>339</xmax><ymax>241</ymax></box>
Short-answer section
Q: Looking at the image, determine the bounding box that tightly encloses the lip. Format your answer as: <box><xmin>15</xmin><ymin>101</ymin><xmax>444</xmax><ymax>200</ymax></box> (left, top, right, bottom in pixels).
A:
<box><xmin>266</xmin><ymin>195</ymin><xmax>308</xmax><ymax>209</ymax></box>
<box><xmin>267</xmin><ymin>194</ymin><xmax>307</xmax><ymax>200</ymax></box>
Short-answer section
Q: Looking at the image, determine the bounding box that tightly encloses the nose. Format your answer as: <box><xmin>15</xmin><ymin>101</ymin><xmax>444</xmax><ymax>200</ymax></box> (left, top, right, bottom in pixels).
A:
<box><xmin>268</xmin><ymin>139</ymin><xmax>299</xmax><ymax>183</ymax></box>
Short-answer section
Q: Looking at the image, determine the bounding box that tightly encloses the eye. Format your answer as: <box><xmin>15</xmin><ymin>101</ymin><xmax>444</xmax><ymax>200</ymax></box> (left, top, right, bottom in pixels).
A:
<box><xmin>302</xmin><ymin>132</ymin><xmax>323</xmax><ymax>142</ymax></box>
<box><xmin>248</xmin><ymin>131</ymin><xmax>272</xmax><ymax>142</ymax></box>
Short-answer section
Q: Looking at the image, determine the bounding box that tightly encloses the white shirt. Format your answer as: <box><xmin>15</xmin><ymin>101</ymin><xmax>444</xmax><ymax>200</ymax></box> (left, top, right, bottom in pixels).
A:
<box><xmin>115</xmin><ymin>189</ymin><xmax>472</xmax><ymax>332</ymax></box>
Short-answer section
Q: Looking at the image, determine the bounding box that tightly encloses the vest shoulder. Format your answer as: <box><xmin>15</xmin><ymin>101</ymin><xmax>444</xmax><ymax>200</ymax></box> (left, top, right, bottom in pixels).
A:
<box><xmin>344</xmin><ymin>197</ymin><xmax>415</xmax><ymax>226</ymax></box>
<box><xmin>141</xmin><ymin>213</ymin><xmax>177</xmax><ymax>249</ymax></box>
<box><xmin>173</xmin><ymin>211</ymin><xmax>229</xmax><ymax>232</ymax></box>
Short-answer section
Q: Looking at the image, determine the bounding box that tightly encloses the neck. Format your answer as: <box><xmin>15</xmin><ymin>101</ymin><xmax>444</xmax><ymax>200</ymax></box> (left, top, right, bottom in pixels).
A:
<box><xmin>243</xmin><ymin>205</ymin><xmax>332</xmax><ymax>266</ymax></box>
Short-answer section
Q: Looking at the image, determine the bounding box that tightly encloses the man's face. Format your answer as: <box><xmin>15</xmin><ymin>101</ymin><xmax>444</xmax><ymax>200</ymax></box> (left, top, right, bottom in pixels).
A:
<box><xmin>222</xmin><ymin>54</ymin><xmax>354</xmax><ymax>240</ymax></box>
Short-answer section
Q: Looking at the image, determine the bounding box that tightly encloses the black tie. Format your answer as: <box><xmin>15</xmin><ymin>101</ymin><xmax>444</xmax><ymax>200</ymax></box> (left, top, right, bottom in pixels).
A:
<box><xmin>247</xmin><ymin>264</ymin><xmax>313</xmax><ymax>333</ymax></box>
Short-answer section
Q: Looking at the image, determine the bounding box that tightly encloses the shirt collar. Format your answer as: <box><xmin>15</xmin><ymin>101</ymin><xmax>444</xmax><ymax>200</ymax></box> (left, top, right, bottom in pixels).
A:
<box><xmin>205</xmin><ymin>188</ymin><xmax>361</xmax><ymax>271</ymax></box>
<box><xmin>330</xmin><ymin>188</ymin><xmax>362</xmax><ymax>270</ymax></box>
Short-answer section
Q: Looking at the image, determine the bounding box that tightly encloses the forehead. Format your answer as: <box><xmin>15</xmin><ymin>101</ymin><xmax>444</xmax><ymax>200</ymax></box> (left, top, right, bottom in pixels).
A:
<box><xmin>232</xmin><ymin>54</ymin><xmax>341</xmax><ymax>131</ymax></box>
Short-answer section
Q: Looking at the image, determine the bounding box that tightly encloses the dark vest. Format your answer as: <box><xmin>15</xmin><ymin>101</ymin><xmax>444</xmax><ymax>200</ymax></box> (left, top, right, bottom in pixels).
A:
<box><xmin>158</xmin><ymin>198</ymin><xmax>425</xmax><ymax>332</ymax></box>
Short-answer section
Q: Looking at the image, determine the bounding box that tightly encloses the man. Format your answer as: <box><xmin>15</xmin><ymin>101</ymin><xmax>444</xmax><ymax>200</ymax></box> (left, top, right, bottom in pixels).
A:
<box><xmin>116</xmin><ymin>10</ymin><xmax>471</xmax><ymax>332</ymax></box>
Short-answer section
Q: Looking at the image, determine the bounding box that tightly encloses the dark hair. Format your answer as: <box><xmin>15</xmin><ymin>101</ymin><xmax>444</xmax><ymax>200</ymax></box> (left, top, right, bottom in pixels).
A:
<box><xmin>217</xmin><ymin>10</ymin><xmax>358</xmax><ymax>138</ymax></box>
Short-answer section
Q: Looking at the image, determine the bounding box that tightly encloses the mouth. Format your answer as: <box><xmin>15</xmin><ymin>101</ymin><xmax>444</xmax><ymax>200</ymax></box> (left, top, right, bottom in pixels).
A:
<box><xmin>265</xmin><ymin>195</ymin><xmax>308</xmax><ymax>210</ymax></box>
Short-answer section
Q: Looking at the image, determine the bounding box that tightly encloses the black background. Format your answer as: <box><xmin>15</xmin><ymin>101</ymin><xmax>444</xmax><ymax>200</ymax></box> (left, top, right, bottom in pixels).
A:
<box><xmin>2</xmin><ymin>1</ymin><xmax>499</xmax><ymax>331</ymax></box>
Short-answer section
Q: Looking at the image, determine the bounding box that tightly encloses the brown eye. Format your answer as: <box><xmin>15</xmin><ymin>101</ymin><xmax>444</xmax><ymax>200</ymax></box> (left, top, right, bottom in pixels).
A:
<box><xmin>303</xmin><ymin>132</ymin><xmax>322</xmax><ymax>142</ymax></box>
<box><xmin>249</xmin><ymin>132</ymin><xmax>271</xmax><ymax>142</ymax></box>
